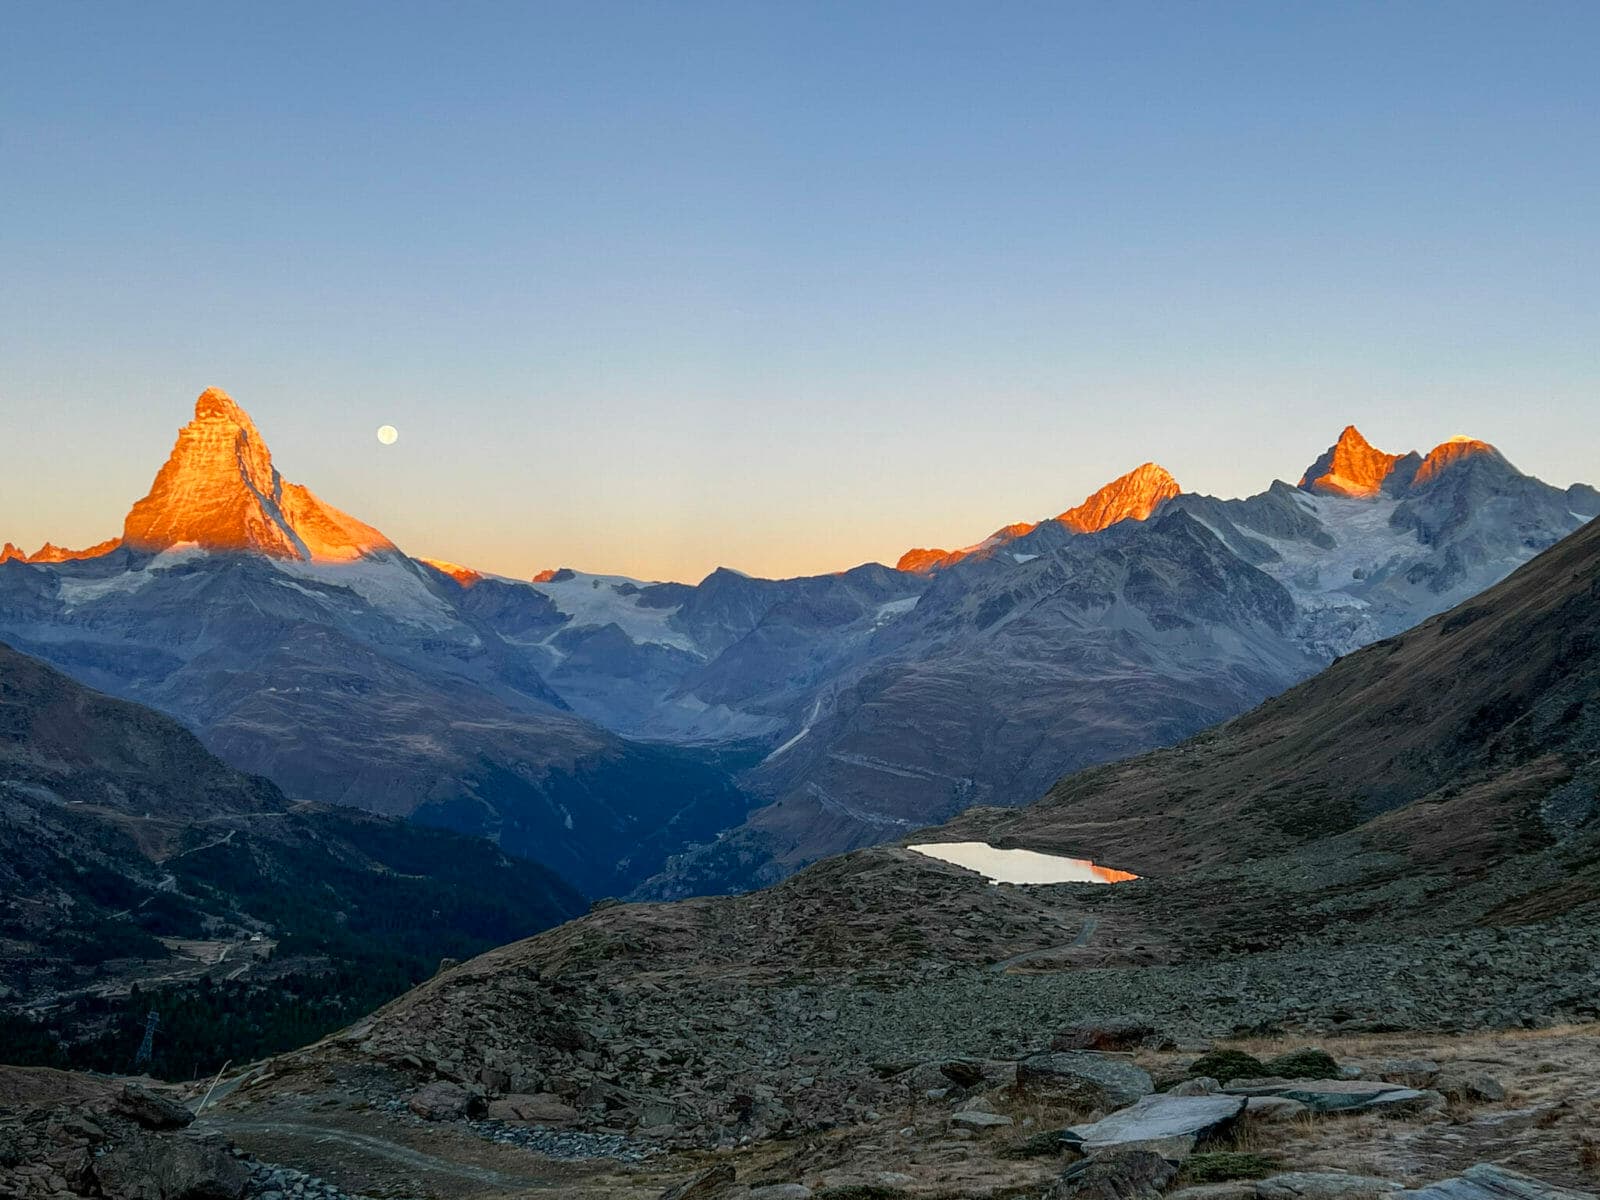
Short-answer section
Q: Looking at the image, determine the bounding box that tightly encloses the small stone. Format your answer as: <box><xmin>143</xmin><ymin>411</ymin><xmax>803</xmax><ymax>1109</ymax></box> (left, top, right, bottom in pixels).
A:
<box><xmin>952</xmin><ymin>1110</ymin><xmax>1014</xmax><ymax>1129</ymax></box>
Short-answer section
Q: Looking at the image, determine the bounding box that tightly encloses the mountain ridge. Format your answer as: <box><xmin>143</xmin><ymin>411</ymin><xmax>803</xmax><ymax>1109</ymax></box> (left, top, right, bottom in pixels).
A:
<box><xmin>4</xmin><ymin>389</ymin><xmax>1597</xmax><ymax>901</ymax></box>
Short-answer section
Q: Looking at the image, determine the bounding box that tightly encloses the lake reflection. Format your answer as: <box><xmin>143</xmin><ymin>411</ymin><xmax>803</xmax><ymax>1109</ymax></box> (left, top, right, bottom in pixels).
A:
<box><xmin>907</xmin><ymin>841</ymin><xmax>1137</xmax><ymax>885</ymax></box>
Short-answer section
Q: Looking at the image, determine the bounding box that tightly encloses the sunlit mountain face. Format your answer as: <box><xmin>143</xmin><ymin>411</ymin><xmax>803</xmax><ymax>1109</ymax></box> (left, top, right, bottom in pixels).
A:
<box><xmin>2</xmin><ymin>389</ymin><xmax>1596</xmax><ymax>900</ymax></box>
<box><xmin>897</xmin><ymin>461</ymin><xmax>1183</xmax><ymax>573</ymax></box>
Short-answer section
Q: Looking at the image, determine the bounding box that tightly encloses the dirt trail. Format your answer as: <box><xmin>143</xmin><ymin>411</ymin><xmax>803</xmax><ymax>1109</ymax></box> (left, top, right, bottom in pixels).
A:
<box><xmin>205</xmin><ymin>1112</ymin><xmax>661</xmax><ymax>1199</ymax></box>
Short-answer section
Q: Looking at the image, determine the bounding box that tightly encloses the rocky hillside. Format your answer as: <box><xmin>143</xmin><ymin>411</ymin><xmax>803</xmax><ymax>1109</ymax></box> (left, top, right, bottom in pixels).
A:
<box><xmin>0</xmin><ymin>641</ymin><xmax>585</xmax><ymax>1079</ymax></box>
<box><xmin>947</xmin><ymin>511</ymin><xmax>1600</xmax><ymax>881</ymax></box>
<box><xmin>201</xmin><ymin>513</ymin><xmax>1600</xmax><ymax>1199</ymax></box>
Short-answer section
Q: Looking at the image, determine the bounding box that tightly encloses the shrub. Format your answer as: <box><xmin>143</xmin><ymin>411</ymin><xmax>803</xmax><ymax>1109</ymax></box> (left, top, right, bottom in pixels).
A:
<box><xmin>1262</xmin><ymin>1048</ymin><xmax>1340</xmax><ymax>1079</ymax></box>
<box><xmin>1186</xmin><ymin>1049</ymin><xmax>1266</xmax><ymax>1083</ymax></box>
<box><xmin>1181</xmin><ymin>1151</ymin><xmax>1284</xmax><ymax>1183</ymax></box>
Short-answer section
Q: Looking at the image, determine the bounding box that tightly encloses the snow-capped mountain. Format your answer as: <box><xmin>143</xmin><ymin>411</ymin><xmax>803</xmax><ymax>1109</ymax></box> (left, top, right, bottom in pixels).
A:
<box><xmin>3</xmin><ymin>390</ymin><xmax>1595</xmax><ymax>900</ymax></box>
<box><xmin>0</xmin><ymin>390</ymin><xmax>749</xmax><ymax>896</ymax></box>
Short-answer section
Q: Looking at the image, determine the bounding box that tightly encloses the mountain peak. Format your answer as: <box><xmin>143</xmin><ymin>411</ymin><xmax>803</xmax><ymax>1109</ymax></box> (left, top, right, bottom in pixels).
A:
<box><xmin>1413</xmin><ymin>436</ymin><xmax>1504</xmax><ymax>487</ymax></box>
<box><xmin>121</xmin><ymin>388</ymin><xmax>396</xmax><ymax>563</ymax></box>
<box><xmin>1057</xmin><ymin>462</ymin><xmax>1181</xmax><ymax>533</ymax></box>
<box><xmin>0</xmin><ymin>542</ymin><xmax>24</xmax><ymax>563</ymax></box>
<box><xmin>1299</xmin><ymin>426</ymin><xmax>1407</xmax><ymax>498</ymax></box>
<box><xmin>417</xmin><ymin>556</ymin><xmax>485</xmax><ymax>588</ymax></box>
<box><xmin>194</xmin><ymin>385</ymin><xmax>247</xmax><ymax>421</ymax></box>
<box><xmin>1300</xmin><ymin>427</ymin><xmax>1509</xmax><ymax>498</ymax></box>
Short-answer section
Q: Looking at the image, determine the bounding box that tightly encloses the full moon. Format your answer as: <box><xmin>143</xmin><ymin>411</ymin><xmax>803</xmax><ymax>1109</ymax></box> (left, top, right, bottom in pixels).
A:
<box><xmin>376</xmin><ymin>425</ymin><xmax>398</xmax><ymax>446</ymax></box>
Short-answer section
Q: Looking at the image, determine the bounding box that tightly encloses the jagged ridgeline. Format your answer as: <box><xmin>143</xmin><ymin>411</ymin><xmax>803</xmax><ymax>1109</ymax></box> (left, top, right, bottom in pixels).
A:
<box><xmin>2</xmin><ymin>390</ymin><xmax>1596</xmax><ymax>902</ymax></box>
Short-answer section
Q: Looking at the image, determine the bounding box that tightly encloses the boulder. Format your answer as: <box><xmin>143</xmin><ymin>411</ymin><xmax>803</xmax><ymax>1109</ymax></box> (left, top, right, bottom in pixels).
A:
<box><xmin>486</xmin><ymin>1092</ymin><xmax>579</xmax><ymax>1125</ymax></box>
<box><xmin>1396</xmin><ymin>1163</ymin><xmax>1596</xmax><ymax>1200</ymax></box>
<box><xmin>1066</xmin><ymin>1094</ymin><xmax>1246</xmax><ymax>1158</ymax></box>
<box><xmin>1371</xmin><ymin>1059</ymin><xmax>1440</xmax><ymax>1089</ymax></box>
<box><xmin>1256</xmin><ymin>1173</ymin><xmax>1402</xmax><ymax>1200</ymax></box>
<box><xmin>114</xmin><ymin>1085</ymin><xmax>194</xmax><ymax>1131</ymax></box>
<box><xmin>939</xmin><ymin>1060</ymin><xmax>987</xmax><ymax>1088</ymax></box>
<box><xmin>1171</xmin><ymin>1077</ymin><xmax>1221</xmax><ymax>1096</ymax></box>
<box><xmin>1433</xmin><ymin>1068</ymin><xmax>1505</xmax><ymax>1105</ymax></box>
<box><xmin>1018</xmin><ymin>1052</ymin><xmax>1154</xmax><ymax>1109</ymax></box>
<box><xmin>92</xmin><ymin>1131</ymin><xmax>249</xmax><ymax>1200</ymax></box>
<box><xmin>1050</xmin><ymin>1150</ymin><xmax>1178</xmax><ymax>1199</ymax></box>
<box><xmin>407</xmin><ymin>1080</ymin><xmax>485</xmax><ymax>1122</ymax></box>
<box><xmin>908</xmin><ymin>1058</ymin><xmax>1017</xmax><ymax>1091</ymax></box>
<box><xmin>748</xmin><ymin>1187</ymin><xmax>812</xmax><ymax>1200</ymax></box>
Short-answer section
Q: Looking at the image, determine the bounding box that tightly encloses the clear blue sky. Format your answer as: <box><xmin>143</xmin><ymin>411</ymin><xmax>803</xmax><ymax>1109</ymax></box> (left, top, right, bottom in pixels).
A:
<box><xmin>3</xmin><ymin>2</ymin><xmax>1596</xmax><ymax>581</ymax></box>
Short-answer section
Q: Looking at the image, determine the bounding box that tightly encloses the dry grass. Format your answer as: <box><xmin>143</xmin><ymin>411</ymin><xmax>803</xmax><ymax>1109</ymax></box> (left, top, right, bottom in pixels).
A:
<box><xmin>1577</xmin><ymin>1131</ymin><xmax>1600</xmax><ymax>1173</ymax></box>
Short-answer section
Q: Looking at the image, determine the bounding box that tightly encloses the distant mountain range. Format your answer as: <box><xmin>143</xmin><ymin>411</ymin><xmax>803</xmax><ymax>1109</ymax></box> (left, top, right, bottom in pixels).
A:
<box><xmin>3</xmin><ymin>389</ymin><xmax>1595</xmax><ymax>898</ymax></box>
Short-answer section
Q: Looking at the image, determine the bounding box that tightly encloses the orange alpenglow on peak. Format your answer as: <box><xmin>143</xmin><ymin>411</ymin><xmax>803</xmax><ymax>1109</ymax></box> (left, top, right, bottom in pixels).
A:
<box><xmin>1297</xmin><ymin>425</ymin><xmax>1411</xmax><ymax>498</ymax></box>
<box><xmin>896</xmin><ymin>463</ymin><xmax>1181</xmax><ymax>574</ymax></box>
<box><xmin>25</xmin><ymin>538</ymin><xmax>124</xmax><ymax>563</ymax></box>
<box><xmin>1412</xmin><ymin>436</ymin><xmax>1503</xmax><ymax>487</ymax></box>
<box><xmin>417</xmin><ymin>557</ymin><xmax>485</xmax><ymax>587</ymax></box>
<box><xmin>0</xmin><ymin>543</ymin><xmax>25</xmax><ymax>563</ymax></box>
<box><xmin>120</xmin><ymin>387</ymin><xmax>397</xmax><ymax>563</ymax></box>
<box><xmin>1298</xmin><ymin>426</ymin><xmax>1504</xmax><ymax>497</ymax></box>
<box><xmin>531</xmin><ymin>568</ymin><xmax>561</xmax><ymax>583</ymax></box>
<box><xmin>1057</xmin><ymin>462</ymin><xmax>1181</xmax><ymax>534</ymax></box>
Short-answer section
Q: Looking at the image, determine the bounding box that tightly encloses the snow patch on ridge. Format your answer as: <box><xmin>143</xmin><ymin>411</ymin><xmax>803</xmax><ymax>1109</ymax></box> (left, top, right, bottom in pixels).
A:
<box><xmin>530</xmin><ymin>571</ymin><xmax>699</xmax><ymax>652</ymax></box>
<box><xmin>273</xmin><ymin>556</ymin><xmax>461</xmax><ymax>631</ymax></box>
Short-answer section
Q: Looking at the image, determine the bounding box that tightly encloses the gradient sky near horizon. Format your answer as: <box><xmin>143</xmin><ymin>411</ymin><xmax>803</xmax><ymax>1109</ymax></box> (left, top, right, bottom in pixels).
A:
<box><xmin>3</xmin><ymin>2</ymin><xmax>1597</xmax><ymax>583</ymax></box>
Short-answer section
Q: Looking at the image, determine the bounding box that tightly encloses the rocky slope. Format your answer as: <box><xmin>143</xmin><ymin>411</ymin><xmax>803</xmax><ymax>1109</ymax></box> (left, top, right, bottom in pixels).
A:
<box><xmin>639</xmin><ymin>432</ymin><xmax>1596</xmax><ymax>895</ymax></box>
<box><xmin>166</xmin><ymin>511</ymin><xmax>1600</xmax><ymax>1198</ymax></box>
<box><xmin>0</xmin><ymin>640</ymin><xmax>585</xmax><ymax>1077</ymax></box>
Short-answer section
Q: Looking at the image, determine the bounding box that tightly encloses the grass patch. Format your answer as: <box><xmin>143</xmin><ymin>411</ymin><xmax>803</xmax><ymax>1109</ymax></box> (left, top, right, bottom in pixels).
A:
<box><xmin>1180</xmin><ymin>1151</ymin><xmax>1284</xmax><ymax>1183</ymax></box>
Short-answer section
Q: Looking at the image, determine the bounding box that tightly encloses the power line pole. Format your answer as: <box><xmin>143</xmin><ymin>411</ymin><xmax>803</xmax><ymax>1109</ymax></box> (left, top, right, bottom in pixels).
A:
<box><xmin>134</xmin><ymin>1010</ymin><xmax>159</xmax><ymax>1070</ymax></box>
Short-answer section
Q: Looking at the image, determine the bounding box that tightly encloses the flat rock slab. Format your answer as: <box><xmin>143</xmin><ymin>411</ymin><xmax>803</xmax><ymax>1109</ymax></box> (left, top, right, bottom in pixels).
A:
<box><xmin>1397</xmin><ymin>1164</ymin><xmax>1597</xmax><ymax>1200</ymax></box>
<box><xmin>1068</xmin><ymin>1093</ymin><xmax>1246</xmax><ymax>1151</ymax></box>
<box><xmin>1224</xmin><ymin>1078</ymin><xmax>1429</xmax><ymax>1114</ymax></box>
<box><xmin>1257</xmin><ymin>1172</ymin><xmax>1402</xmax><ymax>1199</ymax></box>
